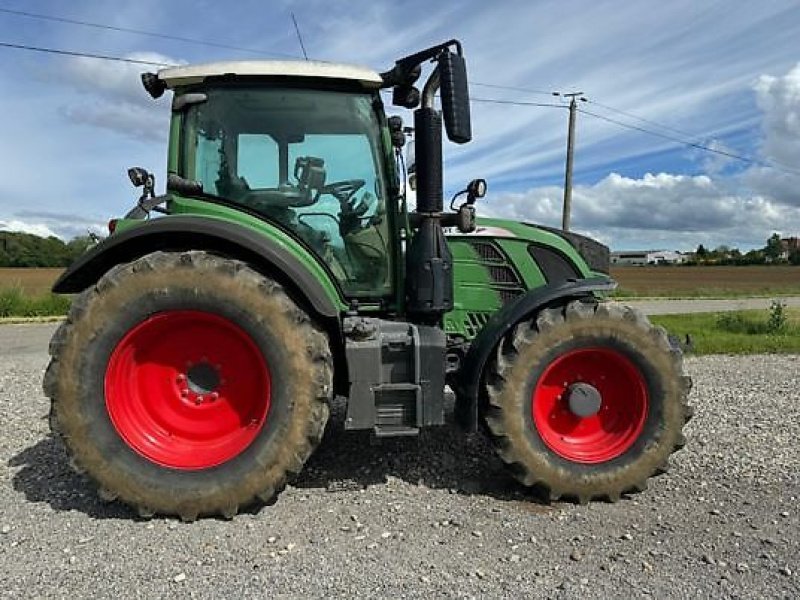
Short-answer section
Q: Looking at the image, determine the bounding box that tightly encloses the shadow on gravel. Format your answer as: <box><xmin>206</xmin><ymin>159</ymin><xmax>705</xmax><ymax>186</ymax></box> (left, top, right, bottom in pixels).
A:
<box><xmin>9</xmin><ymin>400</ymin><xmax>549</xmax><ymax>519</ymax></box>
<box><xmin>9</xmin><ymin>434</ymin><xmax>136</xmax><ymax>520</ymax></box>
<box><xmin>295</xmin><ymin>400</ymin><xmax>551</xmax><ymax>509</ymax></box>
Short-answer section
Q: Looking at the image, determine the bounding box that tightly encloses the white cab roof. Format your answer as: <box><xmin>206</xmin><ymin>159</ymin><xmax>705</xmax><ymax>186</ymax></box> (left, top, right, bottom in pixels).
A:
<box><xmin>158</xmin><ymin>60</ymin><xmax>384</xmax><ymax>89</ymax></box>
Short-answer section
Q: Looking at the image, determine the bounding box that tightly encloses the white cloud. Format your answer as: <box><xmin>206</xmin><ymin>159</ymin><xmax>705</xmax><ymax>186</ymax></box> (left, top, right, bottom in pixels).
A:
<box><xmin>1</xmin><ymin>211</ymin><xmax>106</xmax><ymax>241</ymax></box>
<box><xmin>747</xmin><ymin>63</ymin><xmax>800</xmax><ymax>207</ymax></box>
<box><xmin>754</xmin><ymin>63</ymin><xmax>800</xmax><ymax>167</ymax></box>
<box><xmin>56</xmin><ymin>52</ymin><xmax>180</xmax><ymax>141</ymax></box>
<box><xmin>486</xmin><ymin>172</ymin><xmax>797</xmax><ymax>250</ymax></box>
<box><xmin>0</xmin><ymin>219</ymin><xmax>59</xmax><ymax>239</ymax></box>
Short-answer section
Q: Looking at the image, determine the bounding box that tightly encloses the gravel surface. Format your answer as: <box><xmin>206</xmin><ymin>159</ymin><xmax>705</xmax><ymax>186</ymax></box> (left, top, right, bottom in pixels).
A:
<box><xmin>1</xmin><ymin>323</ymin><xmax>798</xmax><ymax>599</ymax></box>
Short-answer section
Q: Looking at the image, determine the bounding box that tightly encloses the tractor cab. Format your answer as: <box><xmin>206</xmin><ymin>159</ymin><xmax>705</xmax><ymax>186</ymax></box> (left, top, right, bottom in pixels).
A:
<box><xmin>137</xmin><ymin>41</ymin><xmax>473</xmax><ymax>314</ymax></box>
<box><xmin>155</xmin><ymin>61</ymin><xmax>396</xmax><ymax>297</ymax></box>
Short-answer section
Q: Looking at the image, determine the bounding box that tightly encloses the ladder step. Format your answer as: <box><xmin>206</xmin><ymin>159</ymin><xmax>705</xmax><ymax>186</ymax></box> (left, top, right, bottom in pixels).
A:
<box><xmin>373</xmin><ymin>425</ymin><xmax>420</xmax><ymax>438</ymax></box>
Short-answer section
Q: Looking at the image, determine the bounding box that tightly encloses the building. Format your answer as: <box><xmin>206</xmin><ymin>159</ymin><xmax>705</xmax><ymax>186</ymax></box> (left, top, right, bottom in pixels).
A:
<box><xmin>780</xmin><ymin>237</ymin><xmax>799</xmax><ymax>259</ymax></box>
<box><xmin>611</xmin><ymin>250</ymin><xmax>686</xmax><ymax>266</ymax></box>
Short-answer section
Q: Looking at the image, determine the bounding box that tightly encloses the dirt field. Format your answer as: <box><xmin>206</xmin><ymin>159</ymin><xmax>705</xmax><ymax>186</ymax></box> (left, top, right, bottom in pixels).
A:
<box><xmin>0</xmin><ymin>268</ymin><xmax>63</xmax><ymax>296</ymax></box>
<box><xmin>2</xmin><ymin>266</ymin><xmax>799</xmax><ymax>299</ymax></box>
<box><xmin>611</xmin><ymin>265</ymin><xmax>800</xmax><ymax>297</ymax></box>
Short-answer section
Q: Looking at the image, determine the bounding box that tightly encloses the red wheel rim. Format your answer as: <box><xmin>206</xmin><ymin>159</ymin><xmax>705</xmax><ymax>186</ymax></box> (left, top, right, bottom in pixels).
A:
<box><xmin>531</xmin><ymin>347</ymin><xmax>648</xmax><ymax>464</ymax></box>
<box><xmin>105</xmin><ymin>311</ymin><xmax>271</xmax><ymax>470</ymax></box>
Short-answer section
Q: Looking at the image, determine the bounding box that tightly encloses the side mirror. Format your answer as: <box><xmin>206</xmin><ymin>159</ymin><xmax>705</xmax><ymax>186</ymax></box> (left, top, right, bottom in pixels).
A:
<box><xmin>438</xmin><ymin>50</ymin><xmax>472</xmax><ymax>144</ymax></box>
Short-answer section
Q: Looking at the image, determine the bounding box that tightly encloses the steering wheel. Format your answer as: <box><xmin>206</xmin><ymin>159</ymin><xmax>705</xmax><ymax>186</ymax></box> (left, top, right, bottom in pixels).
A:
<box><xmin>321</xmin><ymin>179</ymin><xmax>366</xmax><ymax>202</ymax></box>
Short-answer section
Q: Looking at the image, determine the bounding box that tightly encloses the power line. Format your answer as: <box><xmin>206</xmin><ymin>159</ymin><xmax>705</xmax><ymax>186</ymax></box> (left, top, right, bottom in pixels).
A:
<box><xmin>470</xmin><ymin>81</ymin><xmax>553</xmax><ymax>96</ymax></box>
<box><xmin>577</xmin><ymin>107</ymin><xmax>800</xmax><ymax>176</ymax></box>
<box><xmin>0</xmin><ymin>41</ymin><xmax>177</xmax><ymax>67</ymax></box>
<box><xmin>470</xmin><ymin>96</ymin><xmax>565</xmax><ymax>109</ymax></box>
<box><xmin>0</xmin><ymin>6</ymin><xmax>300</xmax><ymax>59</ymax></box>
<box><xmin>585</xmin><ymin>98</ymin><xmax>704</xmax><ymax>140</ymax></box>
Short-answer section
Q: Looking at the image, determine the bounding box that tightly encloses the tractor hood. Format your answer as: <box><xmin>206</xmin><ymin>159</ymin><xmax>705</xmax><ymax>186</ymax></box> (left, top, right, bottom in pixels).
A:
<box><xmin>448</xmin><ymin>217</ymin><xmax>610</xmax><ymax>275</ymax></box>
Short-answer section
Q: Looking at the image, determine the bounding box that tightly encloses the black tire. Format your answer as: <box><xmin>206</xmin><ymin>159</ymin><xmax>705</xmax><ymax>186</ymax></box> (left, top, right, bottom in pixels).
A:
<box><xmin>43</xmin><ymin>250</ymin><xmax>332</xmax><ymax>520</ymax></box>
<box><xmin>483</xmin><ymin>299</ymin><xmax>692</xmax><ymax>503</ymax></box>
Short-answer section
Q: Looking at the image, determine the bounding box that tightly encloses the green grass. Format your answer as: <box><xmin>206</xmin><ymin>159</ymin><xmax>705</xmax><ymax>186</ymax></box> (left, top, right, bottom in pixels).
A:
<box><xmin>0</xmin><ymin>287</ymin><xmax>71</xmax><ymax>318</ymax></box>
<box><xmin>651</xmin><ymin>307</ymin><xmax>800</xmax><ymax>355</ymax></box>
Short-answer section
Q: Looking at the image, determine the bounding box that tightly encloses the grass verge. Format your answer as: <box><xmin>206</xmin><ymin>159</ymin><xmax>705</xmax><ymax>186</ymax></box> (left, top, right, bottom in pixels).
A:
<box><xmin>0</xmin><ymin>287</ymin><xmax>71</xmax><ymax>318</ymax></box>
<box><xmin>651</xmin><ymin>306</ymin><xmax>800</xmax><ymax>355</ymax></box>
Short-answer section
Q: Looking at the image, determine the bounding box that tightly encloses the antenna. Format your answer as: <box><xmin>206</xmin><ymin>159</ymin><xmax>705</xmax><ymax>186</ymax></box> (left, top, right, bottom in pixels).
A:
<box><xmin>290</xmin><ymin>13</ymin><xmax>308</xmax><ymax>60</ymax></box>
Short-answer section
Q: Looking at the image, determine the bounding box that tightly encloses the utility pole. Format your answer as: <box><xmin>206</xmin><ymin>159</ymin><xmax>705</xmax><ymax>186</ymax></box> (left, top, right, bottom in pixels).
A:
<box><xmin>554</xmin><ymin>91</ymin><xmax>585</xmax><ymax>231</ymax></box>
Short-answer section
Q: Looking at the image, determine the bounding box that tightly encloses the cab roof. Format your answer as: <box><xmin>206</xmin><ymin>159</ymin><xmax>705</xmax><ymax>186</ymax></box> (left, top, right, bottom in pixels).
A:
<box><xmin>158</xmin><ymin>60</ymin><xmax>384</xmax><ymax>89</ymax></box>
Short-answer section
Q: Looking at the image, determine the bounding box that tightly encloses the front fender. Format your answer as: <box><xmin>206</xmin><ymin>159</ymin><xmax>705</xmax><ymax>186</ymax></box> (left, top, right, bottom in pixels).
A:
<box><xmin>53</xmin><ymin>215</ymin><xmax>343</xmax><ymax>319</ymax></box>
<box><xmin>454</xmin><ymin>276</ymin><xmax>617</xmax><ymax>431</ymax></box>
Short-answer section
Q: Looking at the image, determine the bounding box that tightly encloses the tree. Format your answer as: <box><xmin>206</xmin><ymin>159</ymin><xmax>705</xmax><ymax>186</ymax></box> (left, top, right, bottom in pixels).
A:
<box><xmin>696</xmin><ymin>244</ymin><xmax>708</xmax><ymax>258</ymax></box>
<box><xmin>764</xmin><ymin>233</ymin><xmax>783</xmax><ymax>261</ymax></box>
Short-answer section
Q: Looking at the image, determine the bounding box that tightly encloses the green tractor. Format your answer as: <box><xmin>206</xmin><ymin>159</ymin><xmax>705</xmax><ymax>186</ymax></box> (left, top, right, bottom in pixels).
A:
<box><xmin>44</xmin><ymin>41</ymin><xmax>691</xmax><ymax>520</ymax></box>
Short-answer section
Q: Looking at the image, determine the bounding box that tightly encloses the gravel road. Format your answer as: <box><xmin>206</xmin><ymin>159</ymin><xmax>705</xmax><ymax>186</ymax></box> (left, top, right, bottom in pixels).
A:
<box><xmin>1</xmin><ymin>323</ymin><xmax>798</xmax><ymax>599</ymax></box>
<box><xmin>624</xmin><ymin>296</ymin><xmax>800</xmax><ymax>315</ymax></box>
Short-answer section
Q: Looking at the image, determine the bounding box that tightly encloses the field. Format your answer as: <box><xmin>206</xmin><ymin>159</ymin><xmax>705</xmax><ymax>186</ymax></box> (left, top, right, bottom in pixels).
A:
<box><xmin>2</xmin><ymin>266</ymin><xmax>800</xmax><ymax>302</ymax></box>
<box><xmin>611</xmin><ymin>265</ymin><xmax>800</xmax><ymax>297</ymax></box>
<box><xmin>0</xmin><ymin>268</ymin><xmax>63</xmax><ymax>296</ymax></box>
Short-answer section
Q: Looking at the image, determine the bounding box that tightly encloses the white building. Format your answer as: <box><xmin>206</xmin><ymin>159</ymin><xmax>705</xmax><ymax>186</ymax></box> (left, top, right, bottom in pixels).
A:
<box><xmin>611</xmin><ymin>250</ymin><xmax>686</xmax><ymax>266</ymax></box>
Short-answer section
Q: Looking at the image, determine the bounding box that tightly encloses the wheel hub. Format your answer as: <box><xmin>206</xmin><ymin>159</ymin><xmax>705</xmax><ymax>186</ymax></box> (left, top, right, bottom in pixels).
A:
<box><xmin>566</xmin><ymin>382</ymin><xmax>602</xmax><ymax>417</ymax></box>
<box><xmin>186</xmin><ymin>361</ymin><xmax>220</xmax><ymax>395</ymax></box>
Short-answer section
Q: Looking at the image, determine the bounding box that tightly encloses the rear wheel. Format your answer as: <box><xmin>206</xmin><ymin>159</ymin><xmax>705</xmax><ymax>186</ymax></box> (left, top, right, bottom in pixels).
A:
<box><xmin>44</xmin><ymin>251</ymin><xmax>332</xmax><ymax>520</ymax></box>
<box><xmin>483</xmin><ymin>299</ymin><xmax>691</xmax><ymax>503</ymax></box>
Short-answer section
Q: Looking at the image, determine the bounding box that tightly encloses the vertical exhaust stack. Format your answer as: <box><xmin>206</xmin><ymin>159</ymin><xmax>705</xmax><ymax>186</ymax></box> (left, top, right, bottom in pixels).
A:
<box><xmin>406</xmin><ymin>69</ymin><xmax>452</xmax><ymax>322</ymax></box>
<box><xmin>402</xmin><ymin>45</ymin><xmax>471</xmax><ymax>323</ymax></box>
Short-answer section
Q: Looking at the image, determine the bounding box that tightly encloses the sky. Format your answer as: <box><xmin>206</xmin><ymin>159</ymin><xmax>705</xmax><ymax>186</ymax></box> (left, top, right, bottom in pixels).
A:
<box><xmin>0</xmin><ymin>0</ymin><xmax>799</xmax><ymax>251</ymax></box>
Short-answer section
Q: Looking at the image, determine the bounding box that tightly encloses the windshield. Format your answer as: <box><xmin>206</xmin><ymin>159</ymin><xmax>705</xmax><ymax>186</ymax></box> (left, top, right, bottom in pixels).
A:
<box><xmin>183</xmin><ymin>86</ymin><xmax>393</xmax><ymax>297</ymax></box>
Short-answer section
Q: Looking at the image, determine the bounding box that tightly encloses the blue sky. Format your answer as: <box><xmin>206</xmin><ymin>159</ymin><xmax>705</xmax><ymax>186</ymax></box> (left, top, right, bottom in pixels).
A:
<box><xmin>0</xmin><ymin>0</ymin><xmax>799</xmax><ymax>250</ymax></box>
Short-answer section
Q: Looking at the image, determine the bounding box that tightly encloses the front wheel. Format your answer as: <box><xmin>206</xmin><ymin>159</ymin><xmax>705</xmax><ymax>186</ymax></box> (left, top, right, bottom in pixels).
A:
<box><xmin>483</xmin><ymin>299</ymin><xmax>692</xmax><ymax>503</ymax></box>
<box><xmin>44</xmin><ymin>251</ymin><xmax>332</xmax><ymax>520</ymax></box>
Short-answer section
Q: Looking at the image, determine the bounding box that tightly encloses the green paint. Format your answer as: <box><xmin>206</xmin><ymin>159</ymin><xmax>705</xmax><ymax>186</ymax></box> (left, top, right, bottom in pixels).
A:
<box><xmin>445</xmin><ymin>217</ymin><xmax>595</xmax><ymax>339</ymax></box>
<box><xmin>168</xmin><ymin>195</ymin><xmax>347</xmax><ymax>311</ymax></box>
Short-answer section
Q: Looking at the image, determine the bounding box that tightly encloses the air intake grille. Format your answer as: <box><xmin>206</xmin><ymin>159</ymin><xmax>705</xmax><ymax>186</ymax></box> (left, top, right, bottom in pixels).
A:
<box><xmin>488</xmin><ymin>265</ymin><xmax>521</xmax><ymax>285</ymax></box>
<box><xmin>470</xmin><ymin>241</ymin><xmax>504</xmax><ymax>262</ymax></box>
<box><xmin>464</xmin><ymin>240</ymin><xmax>526</xmax><ymax>307</ymax></box>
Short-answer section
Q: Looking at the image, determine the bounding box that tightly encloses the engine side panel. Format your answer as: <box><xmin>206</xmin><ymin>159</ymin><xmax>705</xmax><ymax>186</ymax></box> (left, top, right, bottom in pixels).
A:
<box><xmin>446</xmin><ymin>217</ymin><xmax>594</xmax><ymax>341</ymax></box>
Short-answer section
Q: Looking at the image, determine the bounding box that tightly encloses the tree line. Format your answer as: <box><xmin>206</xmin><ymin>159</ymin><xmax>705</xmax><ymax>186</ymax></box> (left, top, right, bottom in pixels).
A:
<box><xmin>692</xmin><ymin>234</ymin><xmax>800</xmax><ymax>266</ymax></box>
<box><xmin>0</xmin><ymin>231</ymin><xmax>94</xmax><ymax>267</ymax></box>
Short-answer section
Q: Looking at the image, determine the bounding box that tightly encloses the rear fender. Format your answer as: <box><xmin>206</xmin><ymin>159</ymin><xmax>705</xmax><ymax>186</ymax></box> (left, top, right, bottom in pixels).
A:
<box><xmin>54</xmin><ymin>215</ymin><xmax>341</xmax><ymax>317</ymax></box>
<box><xmin>454</xmin><ymin>276</ymin><xmax>617</xmax><ymax>431</ymax></box>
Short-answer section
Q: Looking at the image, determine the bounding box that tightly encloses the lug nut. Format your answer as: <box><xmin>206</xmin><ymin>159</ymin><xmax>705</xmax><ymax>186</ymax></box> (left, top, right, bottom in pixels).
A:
<box><xmin>176</xmin><ymin>374</ymin><xmax>185</xmax><ymax>383</ymax></box>
<box><xmin>210</xmin><ymin>392</ymin><xmax>219</xmax><ymax>402</ymax></box>
<box><xmin>195</xmin><ymin>396</ymin><xmax>203</xmax><ymax>405</ymax></box>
